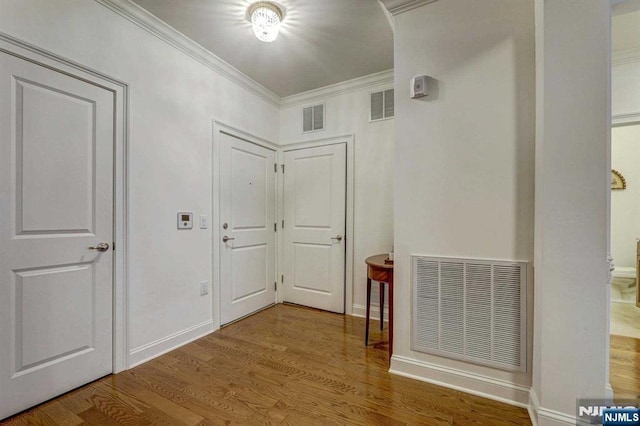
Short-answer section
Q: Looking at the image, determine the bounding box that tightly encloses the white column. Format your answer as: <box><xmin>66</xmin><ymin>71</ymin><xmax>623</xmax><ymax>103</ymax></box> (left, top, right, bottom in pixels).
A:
<box><xmin>532</xmin><ymin>1</ymin><xmax>611</xmax><ymax>424</ymax></box>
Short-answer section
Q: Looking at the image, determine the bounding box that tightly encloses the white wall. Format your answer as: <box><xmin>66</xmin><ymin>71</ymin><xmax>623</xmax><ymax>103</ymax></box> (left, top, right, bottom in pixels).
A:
<box><xmin>611</xmin><ymin>124</ymin><xmax>640</xmax><ymax>268</ymax></box>
<box><xmin>532</xmin><ymin>1</ymin><xmax>610</xmax><ymax>424</ymax></box>
<box><xmin>611</xmin><ymin>9</ymin><xmax>640</xmax><ymax>124</ymax></box>
<box><xmin>279</xmin><ymin>78</ymin><xmax>395</xmax><ymax>317</ymax></box>
<box><xmin>612</xmin><ymin>60</ymin><xmax>640</xmax><ymax>121</ymax></box>
<box><xmin>390</xmin><ymin>0</ymin><xmax>535</xmax><ymax>404</ymax></box>
<box><xmin>0</xmin><ymin>0</ymin><xmax>280</xmax><ymax>365</ymax></box>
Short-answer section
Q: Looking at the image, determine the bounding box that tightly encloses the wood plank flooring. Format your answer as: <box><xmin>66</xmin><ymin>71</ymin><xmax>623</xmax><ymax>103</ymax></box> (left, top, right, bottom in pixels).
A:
<box><xmin>2</xmin><ymin>304</ymin><xmax>533</xmax><ymax>425</ymax></box>
<box><xmin>610</xmin><ymin>334</ymin><xmax>640</xmax><ymax>399</ymax></box>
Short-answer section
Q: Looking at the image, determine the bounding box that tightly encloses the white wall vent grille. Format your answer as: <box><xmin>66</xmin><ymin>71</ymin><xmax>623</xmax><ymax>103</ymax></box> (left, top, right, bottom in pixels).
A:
<box><xmin>370</xmin><ymin>89</ymin><xmax>394</xmax><ymax>122</ymax></box>
<box><xmin>412</xmin><ymin>255</ymin><xmax>527</xmax><ymax>372</ymax></box>
<box><xmin>303</xmin><ymin>103</ymin><xmax>325</xmax><ymax>132</ymax></box>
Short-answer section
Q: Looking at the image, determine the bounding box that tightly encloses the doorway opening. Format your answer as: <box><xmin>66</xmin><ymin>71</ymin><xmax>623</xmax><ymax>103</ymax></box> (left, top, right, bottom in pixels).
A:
<box><xmin>609</xmin><ymin>0</ymin><xmax>640</xmax><ymax>399</ymax></box>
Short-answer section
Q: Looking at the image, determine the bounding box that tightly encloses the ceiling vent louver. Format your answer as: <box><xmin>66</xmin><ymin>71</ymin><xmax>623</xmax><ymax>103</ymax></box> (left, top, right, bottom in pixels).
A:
<box><xmin>412</xmin><ymin>255</ymin><xmax>527</xmax><ymax>372</ymax></box>
<box><xmin>370</xmin><ymin>89</ymin><xmax>394</xmax><ymax>122</ymax></box>
<box><xmin>303</xmin><ymin>103</ymin><xmax>325</xmax><ymax>133</ymax></box>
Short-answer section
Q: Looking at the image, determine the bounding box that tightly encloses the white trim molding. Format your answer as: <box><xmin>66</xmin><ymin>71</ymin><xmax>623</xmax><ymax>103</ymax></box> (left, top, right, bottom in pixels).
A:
<box><xmin>529</xmin><ymin>388</ymin><xmax>580</xmax><ymax>426</ymax></box>
<box><xmin>379</xmin><ymin>0</ymin><xmax>439</xmax><ymax>15</ymax></box>
<box><xmin>605</xmin><ymin>383</ymin><xmax>614</xmax><ymax>400</ymax></box>
<box><xmin>281</xmin><ymin>69</ymin><xmax>394</xmax><ymax>107</ymax></box>
<box><xmin>128</xmin><ymin>320</ymin><xmax>213</xmax><ymax>368</ymax></box>
<box><xmin>528</xmin><ymin>388</ymin><xmax>540</xmax><ymax>426</ymax></box>
<box><xmin>613</xmin><ymin>112</ymin><xmax>640</xmax><ymax>125</ymax></box>
<box><xmin>352</xmin><ymin>304</ymin><xmax>389</xmax><ymax>322</ymax></box>
<box><xmin>389</xmin><ymin>355</ymin><xmax>530</xmax><ymax>408</ymax></box>
<box><xmin>95</xmin><ymin>0</ymin><xmax>280</xmax><ymax>106</ymax></box>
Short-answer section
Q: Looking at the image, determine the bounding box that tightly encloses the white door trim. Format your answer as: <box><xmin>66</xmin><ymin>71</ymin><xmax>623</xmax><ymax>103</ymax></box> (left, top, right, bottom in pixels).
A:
<box><xmin>0</xmin><ymin>32</ymin><xmax>130</xmax><ymax>373</ymax></box>
<box><xmin>211</xmin><ymin>121</ymin><xmax>279</xmax><ymax>330</ymax></box>
<box><xmin>278</xmin><ymin>135</ymin><xmax>355</xmax><ymax>315</ymax></box>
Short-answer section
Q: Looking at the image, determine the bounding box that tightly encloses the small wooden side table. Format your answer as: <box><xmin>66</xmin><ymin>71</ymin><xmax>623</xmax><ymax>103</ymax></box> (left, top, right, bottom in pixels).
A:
<box><xmin>365</xmin><ymin>254</ymin><xmax>394</xmax><ymax>359</ymax></box>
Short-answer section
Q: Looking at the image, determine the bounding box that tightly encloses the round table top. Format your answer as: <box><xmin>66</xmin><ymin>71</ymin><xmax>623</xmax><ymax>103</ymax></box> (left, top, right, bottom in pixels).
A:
<box><xmin>365</xmin><ymin>254</ymin><xmax>394</xmax><ymax>269</ymax></box>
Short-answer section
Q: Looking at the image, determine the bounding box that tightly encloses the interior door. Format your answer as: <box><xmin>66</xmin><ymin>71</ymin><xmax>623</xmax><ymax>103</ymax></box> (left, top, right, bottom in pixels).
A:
<box><xmin>0</xmin><ymin>52</ymin><xmax>114</xmax><ymax>419</ymax></box>
<box><xmin>219</xmin><ymin>132</ymin><xmax>276</xmax><ymax>325</ymax></box>
<box><xmin>283</xmin><ymin>143</ymin><xmax>346</xmax><ymax>313</ymax></box>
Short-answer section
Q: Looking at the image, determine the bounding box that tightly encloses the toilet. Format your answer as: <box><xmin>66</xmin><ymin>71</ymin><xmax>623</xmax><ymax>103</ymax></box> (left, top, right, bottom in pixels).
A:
<box><xmin>612</xmin><ymin>266</ymin><xmax>637</xmax><ymax>303</ymax></box>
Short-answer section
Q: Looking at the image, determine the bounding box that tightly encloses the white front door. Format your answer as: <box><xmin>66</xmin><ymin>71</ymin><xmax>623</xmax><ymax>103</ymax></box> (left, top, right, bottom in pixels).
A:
<box><xmin>219</xmin><ymin>132</ymin><xmax>276</xmax><ymax>325</ymax></box>
<box><xmin>283</xmin><ymin>144</ymin><xmax>346</xmax><ymax>313</ymax></box>
<box><xmin>0</xmin><ymin>52</ymin><xmax>114</xmax><ymax>419</ymax></box>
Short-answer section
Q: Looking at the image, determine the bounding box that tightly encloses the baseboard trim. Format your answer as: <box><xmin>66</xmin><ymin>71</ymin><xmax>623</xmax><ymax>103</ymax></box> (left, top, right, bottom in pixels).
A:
<box><xmin>351</xmin><ymin>303</ymin><xmax>389</xmax><ymax>321</ymax></box>
<box><xmin>128</xmin><ymin>320</ymin><xmax>214</xmax><ymax>368</ymax></box>
<box><xmin>528</xmin><ymin>388</ymin><xmax>540</xmax><ymax>426</ymax></box>
<box><xmin>537</xmin><ymin>408</ymin><xmax>578</xmax><ymax>425</ymax></box>
<box><xmin>528</xmin><ymin>388</ymin><xmax>579</xmax><ymax>426</ymax></box>
<box><xmin>389</xmin><ymin>355</ymin><xmax>530</xmax><ymax>408</ymax></box>
<box><xmin>606</xmin><ymin>382</ymin><xmax>614</xmax><ymax>399</ymax></box>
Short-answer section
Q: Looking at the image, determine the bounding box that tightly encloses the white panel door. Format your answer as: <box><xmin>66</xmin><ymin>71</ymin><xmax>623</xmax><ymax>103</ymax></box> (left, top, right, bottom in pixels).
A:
<box><xmin>283</xmin><ymin>144</ymin><xmax>346</xmax><ymax>313</ymax></box>
<box><xmin>0</xmin><ymin>52</ymin><xmax>114</xmax><ymax>419</ymax></box>
<box><xmin>219</xmin><ymin>132</ymin><xmax>276</xmax><ymax>325</ymax></box>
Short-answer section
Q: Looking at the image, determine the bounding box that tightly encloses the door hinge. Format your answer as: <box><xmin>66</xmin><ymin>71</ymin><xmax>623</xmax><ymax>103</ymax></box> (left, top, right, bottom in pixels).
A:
<box><xmin>274</xmin><ymin>282</ymin><xmax>277</xmax><ymax>291</ymax></box>
<box><xmin>281</xmin><ymin>275</ymin><xmax>284</xmax><ymax>283</ymax></box>
<box><xmin>274</xmin><ymin>163</ymin><xmax>277</xmax><ymax>173</ymax></box>
<box><xmin>281</xmin><ymin>164</ymin><xmax>285</xmax><ymax>173</ymax></box>
<box><xmin>274</xmin><ymin>222</ymin><xmax>277</xmax><ymax>232</ymax></box>
<box><xmin>281</xmin><ymin>219</ymin><xmax>284</xmax><ymax>228</ymax></box>
<box><xmin>113</xmin><ymin>242</ymin><xmax>116</xmax><ymax>251</ymax></box>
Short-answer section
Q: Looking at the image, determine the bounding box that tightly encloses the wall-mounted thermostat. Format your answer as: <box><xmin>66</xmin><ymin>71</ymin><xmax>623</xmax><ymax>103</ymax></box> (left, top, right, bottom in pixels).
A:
<box><xmin>177</xmin><ymin>212</ymin><xmax>193</xmax><ymax>229</ymax></box>
<box><xmin>410</xmin><ymin>75</ymin><xmax>429</xmax><ymax>99</ymax></box>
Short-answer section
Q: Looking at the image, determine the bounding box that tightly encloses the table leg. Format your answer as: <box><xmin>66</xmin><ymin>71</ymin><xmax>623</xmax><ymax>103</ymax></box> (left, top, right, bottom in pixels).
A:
<box><xmin>365</xmin><ymin>277</ymin><xmax>372</xmax><ymax>346</ymax></box>
<box><xmin>379</xmin><ymin>282</ymin><xmax>385</xmax><ymax>330</ymax></box>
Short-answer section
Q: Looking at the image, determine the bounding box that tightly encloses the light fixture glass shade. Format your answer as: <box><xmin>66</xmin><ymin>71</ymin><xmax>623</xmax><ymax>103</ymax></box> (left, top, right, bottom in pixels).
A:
<box><xmin>249</xmin><ymin>2</ymin><xmax>282</xmax><ymax>42</ymax></box>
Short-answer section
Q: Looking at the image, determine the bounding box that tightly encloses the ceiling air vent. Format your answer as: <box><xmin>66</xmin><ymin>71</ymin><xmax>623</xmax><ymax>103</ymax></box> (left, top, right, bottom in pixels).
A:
<box><xmin>370</xmin><ymin>89</ymin><xmax>394</xmax><ymax>122</ymax></box>
<box><xmin>303</xmin><ymin>104</ymin><xmax>325</xmax><ymax>133</ymax></box>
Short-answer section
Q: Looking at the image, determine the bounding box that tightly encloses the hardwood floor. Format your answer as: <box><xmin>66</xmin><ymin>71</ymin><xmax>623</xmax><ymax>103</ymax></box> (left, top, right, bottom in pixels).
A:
<box><xmin>3</xmin><ymin>304</ymin><xmax>532</xmax><ymax>425</ymax></box>
<box><xmin>610</xmin><ymin>334</ymin><xmax>640</xmax><ymax>400</ymax></box>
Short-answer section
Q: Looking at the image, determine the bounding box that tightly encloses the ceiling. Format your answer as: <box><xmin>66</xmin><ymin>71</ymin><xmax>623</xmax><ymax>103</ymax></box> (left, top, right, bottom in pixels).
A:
<box><xmin>129</xmin><ymin>0</ymin><xmax>394</xmax><ymax>98</ymax></box>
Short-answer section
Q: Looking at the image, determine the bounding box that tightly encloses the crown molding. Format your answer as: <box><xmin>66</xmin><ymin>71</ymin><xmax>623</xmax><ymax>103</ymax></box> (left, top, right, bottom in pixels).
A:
<box><xmin>613</xmin><ymin>47</ymin><xmax>640</xmax><ymax>66</ymax></box>
<box><xmin>613</xmin><ymin>111</ymin><xmax>640</xmax><ymax>126</ymax></box>
<box><xmin>379</xmin><ymin>0</ymin><xmax>439</xmax><ymax>16</ymax></box>
<box><xmin>280</xmin><ymin>69</ymin><xmax>394</xmax><ymax>107</ymax></box>
<box><xmin>94</xmin><ymin>0</ymin><xmax>281</xmax><ymax>106</ymax></box>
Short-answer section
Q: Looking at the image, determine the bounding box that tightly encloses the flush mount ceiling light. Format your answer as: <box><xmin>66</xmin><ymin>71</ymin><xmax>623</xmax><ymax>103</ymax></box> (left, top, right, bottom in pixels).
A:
<box><xmin>248</xmin><ymin>1</ymin><xmax>283</xmax><ymax>42</ymax></box>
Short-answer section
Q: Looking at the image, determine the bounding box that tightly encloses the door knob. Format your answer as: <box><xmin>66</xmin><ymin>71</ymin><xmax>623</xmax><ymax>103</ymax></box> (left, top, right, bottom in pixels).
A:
<box><xmin>222</xmin><ymin>236</ymin><xmax>235</xmax><ymax>243</ymax></box>
<box><xmin>89</xmin><ymin>242</ymin><xmax>110</xmax><ymax>252</ymax></box>
<box><xmin>331</xmin><ymin>235</ymin><xmax>343</xmax><ymax>242</ymax></box>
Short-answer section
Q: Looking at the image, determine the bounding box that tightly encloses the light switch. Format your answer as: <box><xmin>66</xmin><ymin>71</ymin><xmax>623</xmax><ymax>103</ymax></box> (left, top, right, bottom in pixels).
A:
<box><xmin>177</xmin><ymin>212</ymin><xmax>193</xmax><ymax>229</ymax></box>
<box><xmin>200</xmin><ymin>215</ymin><xmax>208</xmax><ymax>229</ymax></box>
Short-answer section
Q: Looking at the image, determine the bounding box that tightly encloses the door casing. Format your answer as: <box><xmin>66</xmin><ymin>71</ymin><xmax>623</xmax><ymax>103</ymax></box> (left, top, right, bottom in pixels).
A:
<box><xmin>0</xmin><ymin>32</ymin><xmax>130</xmax><ymax>373</ymax></box>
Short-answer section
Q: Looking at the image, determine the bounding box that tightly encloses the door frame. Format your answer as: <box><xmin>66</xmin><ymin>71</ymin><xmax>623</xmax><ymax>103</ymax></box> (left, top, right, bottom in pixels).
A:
<box><xmin>0</xmin><ymin>33</ymin><xmax>130</xmax><ymax>372</ymax></box>
<box><xmin>211</xmin><ymin>121</ymin><xmax>280</xmax><ymax>330</ymax></box>
<box><xmin>278</xmin><ymin>135</ymin><xmax>355</xmax><ymax>315</ymax></box>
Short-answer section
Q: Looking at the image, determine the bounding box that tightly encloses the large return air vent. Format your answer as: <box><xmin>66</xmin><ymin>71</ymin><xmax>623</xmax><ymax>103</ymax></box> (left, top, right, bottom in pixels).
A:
<box><xmin>370</xmin><ymin>89</ymin><xmax>394</xmax><ymax>121</ymax></box>
<box><xmin>303</xmin><ymin>103</ymin><xmax>325</xmax><ymax>133</ymax></box>
<box><xmin>412</xmin><ymin>255</ymin><xmax>527</xmax><ymax>371</ymax></box>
